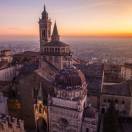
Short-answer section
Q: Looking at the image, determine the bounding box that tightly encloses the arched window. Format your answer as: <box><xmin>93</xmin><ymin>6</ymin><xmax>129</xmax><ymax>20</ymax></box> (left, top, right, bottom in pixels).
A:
<box><xmin>42</xmin><ymin>30</ymin><xmax>46</xmax><ymax>40</ymax></box>
<box><xmin>122</xmin><ymin>101</ymin><xmax>125</xmax><ymax>104</ymax></box>
<box><xmin>108</xmin><ymin>99</ymin><xmax>111</xmax><ymax>103</ymax></box>
<box><xmin>104</xmin><ymin>99</ymin><xmax>106</xmax><ymax>103</ymax></box>
<box><xmin>86</xmin><ymin>128</ymin><xmax>89</xmax><ymax>132</ymax></box>
<box><xmin>115</xmin><ymin>99</ymin><xmax>118</xmax><ymax>104</ymax></box>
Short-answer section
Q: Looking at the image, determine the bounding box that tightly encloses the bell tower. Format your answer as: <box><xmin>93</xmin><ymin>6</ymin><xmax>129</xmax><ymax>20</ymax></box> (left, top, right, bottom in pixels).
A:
<box><xmin>39</xmin><ymin>5</ymin><xmax>52</xmax><ymax>52</ymax></box>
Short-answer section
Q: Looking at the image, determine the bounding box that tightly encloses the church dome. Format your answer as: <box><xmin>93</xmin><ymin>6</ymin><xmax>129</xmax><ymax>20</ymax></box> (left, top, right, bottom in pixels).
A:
<box><xmin>55</xmin><ymin>67</ymin><xmax>86</xmax><ymax>90</ymax></box>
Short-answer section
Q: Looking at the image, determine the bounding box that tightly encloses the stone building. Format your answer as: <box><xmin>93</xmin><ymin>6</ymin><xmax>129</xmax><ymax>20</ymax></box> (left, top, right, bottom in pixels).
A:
<box><xmin>17</xmin><ymin>4</ymin><xmax>98</xmax><ymax>132</ymax></box>
<box><xmin>39</xmin><ymin>5</ymin><xmax>72</xmax><ymax>70</ymax></box>
<box><xmin>100</xmin><ymin>64</ymin><xmax>132</xmax><ymax>117</ymax></box>
<box><xmin>121</xmin><ymin>63</ymin><xmax>132</xmax><ymax>80</ymax></box>
<box><xmin>0</xmin><ymin>49</ymin><xmax>13</xmax><ymax>63</ymax></box>
<box><xmin>0</xmin><ymin>64</ymin><xmax>22</xmax><ymax>81</ymax></box>
<box><xmin>48</xmin><ymin>67</ymin><xmax>98</xmax><ymax>132</ymax></box>
<box><xmin>75</xmin><ymin>64</ymin><xmax>103</xmax><ymax>108</ymax></box>
<box><xmin>100</xmin><ymin>80</ymin><xmax>132</xmax><ymax>116</ymax></box>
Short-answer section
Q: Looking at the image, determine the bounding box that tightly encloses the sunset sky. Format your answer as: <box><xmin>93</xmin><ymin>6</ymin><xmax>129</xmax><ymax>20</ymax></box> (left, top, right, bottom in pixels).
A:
<box><xmin>0</xmin><ymin>0</ymin><xmax>132</xmax><ymax>38</ymax></box>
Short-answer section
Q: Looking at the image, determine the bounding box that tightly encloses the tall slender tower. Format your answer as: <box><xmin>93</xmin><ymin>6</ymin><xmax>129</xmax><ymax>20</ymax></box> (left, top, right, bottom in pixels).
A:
<box><xmin>39</xmin><ymin>5</ymin><xmax>52</xmax><ymax>52</ymax></box>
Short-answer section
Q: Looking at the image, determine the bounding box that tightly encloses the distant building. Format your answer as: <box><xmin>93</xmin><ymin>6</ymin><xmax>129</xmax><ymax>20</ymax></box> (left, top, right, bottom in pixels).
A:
<box><xmin>75</xmin><ymin>63</ymin><xmax>103</xmax><ymax>108</ymax></box>
<box><xmin>13</xmin><ymin>51</ymin><xmax>40</xmax><ymax>65</ymax></box>
<box><xmin>100</xmin><ymin>64</ymin><xmax>132</xmax><ymax>117</ymax></box>
<box><xmin>0</xmin><ymin>49</ymin><xmax>13</xmax><ymax>63</ymax></box>
<box><xmin>0</xmin><ymin>64</ymin><xmax>22</xmax><ymax>81</ymax></box>
<box><xmin>103</xmin><ymin>64</ymin><xmax>122</xmax><ymax>83</ymax></box>
<box><xmin>121</xmin><ymin>63</ymin><xmax>132</xmax><ymax>80</ymax></box>
<box><xmin>0</xmin><ymin>49</ymin><xmax>23</xmax><ymax>81</ymax></box>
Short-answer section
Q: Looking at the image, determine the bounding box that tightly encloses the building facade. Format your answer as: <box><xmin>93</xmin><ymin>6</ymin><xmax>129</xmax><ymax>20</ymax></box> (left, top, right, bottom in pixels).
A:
<box><xmin>0</xmin><ymin>49</ymin><xmax>13</xmax><ymax>63</ymax></box>
<box><xmin>121</xmin><ymin>63</ymin><xmax>132</xmax><ymax>80</ymax></box>
<box><xmin>48</xmin><ymin>67</ymin><xmax>98</xmax><ymax>132</ymax></box>
<box><xmin>0</xmin><ymin>65</ymin><xmax>22</xmax><ymax>81</ymax></box>
<box><xmin>100</xmin><ymin>64</ymin><xmax>132</xmax><ymax>117</ymax></box>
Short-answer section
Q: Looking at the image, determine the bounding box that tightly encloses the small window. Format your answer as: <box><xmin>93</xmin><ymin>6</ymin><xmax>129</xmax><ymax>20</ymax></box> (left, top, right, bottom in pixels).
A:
<box><xmin>104</xmin><ymin>99</ymin><xmax>106</xmax><ymax>103</ymax></box>
<box><xmin>115</xmin><ymin>99</ymin><xmax>118</xmax><ymax>103</ymax></box>
<box><xmin>108</xmin><ymin>99</ymin><xmax>111</xmax><ymax>103</ymax></box>
<box><xmin>122</xmin><ymin>101</ymin><xmax>125</xmax><ymax>104</ymax></box>
<box><xmin>86</xmin><ymin>128</ymin><xmax>89</xmax><ymax>132</ymax></box>
<box><xmin>42</xmin><ymin>30</ymin><xmax>46</xmax><ymax>40</ymax></box>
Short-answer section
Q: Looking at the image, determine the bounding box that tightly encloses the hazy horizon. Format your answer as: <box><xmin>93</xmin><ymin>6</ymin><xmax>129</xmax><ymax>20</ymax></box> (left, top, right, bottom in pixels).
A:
<box><xmin>0</xmin><ymin>37</ymin><xmax>131</xmax><ymax>62</ymax></box>
<box><xmin>1</xmin><ymin>35</ymin><xmax>132</xmax><ymax>42</ymax></box>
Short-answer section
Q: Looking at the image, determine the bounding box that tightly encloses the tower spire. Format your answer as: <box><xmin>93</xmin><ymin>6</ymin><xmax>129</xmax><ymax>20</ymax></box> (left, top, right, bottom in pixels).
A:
<box><xmin>42</xmin><ymin>4</ymin><xmax>48</xmax><ymax>19</ymax></box>
<box><xmin>37</xmin><ymin>83</ymin><xmax>43</xmax><ymax>101</ymax></box>
<box><xmin>44</xmin><ymin>4</ymin><xmax>46</xmax><ymax>12</ymax></box>
<box><xmin>52</xmin><ymin>22</ymin><xmax>60</xmax><ymax>41</ymax></box>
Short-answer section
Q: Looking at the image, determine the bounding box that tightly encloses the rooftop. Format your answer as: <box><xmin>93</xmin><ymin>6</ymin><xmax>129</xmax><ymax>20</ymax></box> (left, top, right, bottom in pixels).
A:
<box><xmin>102</xmin><ymin>80</ymin><xmax>132</xmax><ymax>96</ymax></box>
<box><xmin>75</xmin><ymin>64</ymin><xmax>103</xmax><ymax>95</ymax></box>
<box><xmin>45</xmin><ymin>40</ymin><xmax>69</xmax><ymax>47</ymax></box>
<box><xmin>55</xmin><ymin>67</ymin><xmax>86</xmax><ymax>90</ymax></box>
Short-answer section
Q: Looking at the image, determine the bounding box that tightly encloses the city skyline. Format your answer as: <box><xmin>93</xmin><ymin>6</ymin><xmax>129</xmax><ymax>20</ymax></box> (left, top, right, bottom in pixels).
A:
<box><xmin>1</xmin><ymin>0</ymin><xmax>132</xmax><ymax>38</ymax></box>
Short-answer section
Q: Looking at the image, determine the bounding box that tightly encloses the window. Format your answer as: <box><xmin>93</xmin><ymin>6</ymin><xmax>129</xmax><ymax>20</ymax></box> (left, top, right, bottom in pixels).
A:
<box><xmin>115</xmin><ymin>99</ymin><xmax>118</xmax><ymax>104</ymax></box>
<box><xmin>44</xmin><ymin>48</ymin><xmax>46</xmax><ymax>52</ymax></box>
<box><xmin>55</xmin><ymin>48</ymin><xmax>57</xmax><ymax>52</ymax></box>
<box><xmin>122</xmin><ymin>101</ymin><xmax>125</xmax><ymax>104</ymax></box>
<box><xmin>104</xmin><ymin>99</ymin><xmax>106</xmax><ymax>103</ymax></box>
<box><xmin>108</xmin><ymin>99</ymin><xmax>111</xmax><ymax>103</ymax></box>
<box><xmin>42</xmin><ymin>30</ymin><xmax>46</xmax><ymax>40</ymax></box>
<box><xmin>86</xmin><ymin>128</ymin><xmax>89</xmax><ymax>132</ymax></box>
